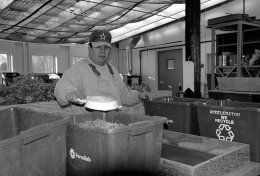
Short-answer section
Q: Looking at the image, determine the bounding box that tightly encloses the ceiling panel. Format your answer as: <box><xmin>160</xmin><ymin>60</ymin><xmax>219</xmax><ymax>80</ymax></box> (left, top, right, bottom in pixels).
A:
<box><xmin>0</xmin><ymin>0</ymin><xmax>232</xmax><ymax>44</ymax></box>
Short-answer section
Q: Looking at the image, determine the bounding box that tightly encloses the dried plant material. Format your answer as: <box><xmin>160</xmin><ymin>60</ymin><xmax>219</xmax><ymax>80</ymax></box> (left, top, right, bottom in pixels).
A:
<box><xmin>78</xmin><ymin>119</ymin><xmax>125</xmax><ymax>129</ymax></box>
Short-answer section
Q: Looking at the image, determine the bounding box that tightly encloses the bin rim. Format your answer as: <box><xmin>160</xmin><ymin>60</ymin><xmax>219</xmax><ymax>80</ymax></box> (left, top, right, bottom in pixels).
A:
<box><xmin>163</xmin><ymin>130</ymin><xmax>250</xmax><ymax>147</ymax></box>
<box><xmin>0</xmin><ymin>105</ymin><xmax>15</xmax><ymax>111</ymax></box>
<box><xmin>49</xmin><ymin>116</ymin><xmax>69</xmax><ymax>127</ymax></box>
<box><xmin>195</xmin><ymin>99</ymin><xmax>260</xmax><ymax>112</ymax></box>
<box><xmin>146</xmin><ymin>96</ymin><xmax>209</xmax><ymax>106</ymax></box>
<box><xmin>17</xmin><ymin>107</ymin><xmax>70</xmax><ymax>127</ymax></box>
<box><xmin>67</xmin><ymin>115</ymin><xmax>167</xmax><ymax>134</ymax></box>
<box><xmin>0</xmin><ymin>135</ymin><xmax>21</xmax><ymax>147</ymax></box>
<box><xmin>144</xmin><ymin>98</ymin><xmax>189</xmax><ymax>106</ymax></box>
<box><xmin>147</xmin><ymin>116</ymin><xmax>167</xmax><ymax>125</ymax></box>
<box><xmin>68</xmin><ymin>122</ymin><xmax>130</xmax><ymax>134</ymax></box>
<box><xmin>3</xmin><ymin>106</ymin><xmax>68</xmax><ymax>119</ymax></box>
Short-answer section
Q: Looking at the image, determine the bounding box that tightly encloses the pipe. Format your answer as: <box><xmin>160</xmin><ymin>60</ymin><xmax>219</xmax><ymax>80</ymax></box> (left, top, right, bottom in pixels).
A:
<box><xmin>243</xmin><ymin>0</ymin><xmax>245</xmax><ymax>15</ymax></box>
<box><xmin>126</xmin><ymin>45</ymin><xmax>132</xmax><ymax>75</ymax></box>
<box><xmin>126</xmin><ymin>36</ymin><xmax>141</xmax><ymax>75</ymax></box>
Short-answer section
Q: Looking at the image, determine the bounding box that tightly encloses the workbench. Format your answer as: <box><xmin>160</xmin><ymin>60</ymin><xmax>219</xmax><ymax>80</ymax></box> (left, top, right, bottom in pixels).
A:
<box><xmin>208</xmin><ymin>90</ymin><xmax>260</xmax><ymax>102</ymax></box>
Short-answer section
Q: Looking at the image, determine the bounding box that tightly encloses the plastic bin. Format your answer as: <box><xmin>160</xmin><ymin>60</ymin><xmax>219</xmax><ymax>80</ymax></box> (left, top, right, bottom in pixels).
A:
<box><xmin>196</xmin><ymin>100</ymin><xmax>260</xmax><ymax>162</ymax></box>
<box><xmin>66</xmin><ymin>111</ymin><xmax>167</xmax><ymax>176</ymax></box>
<box><xmin>159</xmin><ymin>130</ymin><xmax>250</xmax><ymax>176</ymax></box>
<box><xmin>144</xmin><ymin>96</ymin><xmax>204</xmax><ymax>135</ymax></box>
<box><xmin>217</xmin><ymin>77</ymin><xmax>260</xmax><ymax>92</ymax></box>
<box><xmin>0</xmin><ymin>107</ymin><xmax>68</xmax><ymax>176</ymax></box>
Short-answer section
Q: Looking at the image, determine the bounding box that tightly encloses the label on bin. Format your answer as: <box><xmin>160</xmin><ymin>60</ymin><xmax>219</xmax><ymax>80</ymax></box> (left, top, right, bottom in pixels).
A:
<box><xmin>216</xmin><ymin>124</ymin><xmax>234</xmax><ymax>141</ymax></box>
<box><xmin>209</xmin><ymin>110</ymin><xmax>241</xmax><ymax>142</ymax></box>
<box><xmin>69</xmin><ymin>148</ymin><xmax>91</xmax><ymax>163</ymax></box>
<box><xmin>210</xmin><ymin>110</ymin><xmax>240</xmax><ymax>117</ymax></box>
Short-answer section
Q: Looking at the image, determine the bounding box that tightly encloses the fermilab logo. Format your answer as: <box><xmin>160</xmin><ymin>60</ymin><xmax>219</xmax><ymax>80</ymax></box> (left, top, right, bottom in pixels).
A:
<box><xmin>69</xmin><ymin>148</ymin><xmax>91</xmax><ymax>162</ymax></box>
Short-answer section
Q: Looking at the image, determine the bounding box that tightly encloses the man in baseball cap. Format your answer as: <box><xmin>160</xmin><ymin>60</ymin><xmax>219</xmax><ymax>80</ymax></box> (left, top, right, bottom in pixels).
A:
<box><xmin>86</xmin><ymin>29</ymin><xmax>112</xmax><ymax>66</ymax></box>
<box><xmin>54</xmin><ymin>28</ymin><xmax>150</xmax><ymax>115</ymax></box>
<box><xmin>89</xmin><ymin>29</ymin><xmax>112</xmax><ymax>48</ymax></box>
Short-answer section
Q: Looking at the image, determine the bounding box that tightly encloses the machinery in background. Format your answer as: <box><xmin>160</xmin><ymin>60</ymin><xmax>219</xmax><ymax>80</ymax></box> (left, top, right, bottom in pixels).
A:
<box><xmin>31</xmin><ymin>73</ymin><xmax>62</xmax><ymax>83</ymax></box>
<box><xmin>1</xmin><ymin>72</ymin><xmax>20</xmax><ymax>85</ymax></box>
<box><xmin>1</xmin><ymin>72</ymin><xmax>63</xmax><ymax>85</ymax></box>
<box><xmin>122</xmin><ymin>74</ymin><xmax>142</xmax><ymax>86</ymax></box>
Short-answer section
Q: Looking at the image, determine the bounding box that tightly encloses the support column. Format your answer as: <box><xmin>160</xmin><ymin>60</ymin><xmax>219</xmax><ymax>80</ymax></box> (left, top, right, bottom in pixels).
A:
<box><xmin>185</xmin><ymin>0</ymin><xmax>201</xmax><ymax>98</ymax></box>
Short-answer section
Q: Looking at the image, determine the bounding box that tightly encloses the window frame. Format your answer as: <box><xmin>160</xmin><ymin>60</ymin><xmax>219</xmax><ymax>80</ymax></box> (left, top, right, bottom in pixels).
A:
<box><xmin>0</xmin><ymin>51</ymin><xmax>13</xmax><ymax>72</ymax></box>
<box><xmin>31</xmin><ymin>54</ymin><xmax>57</xmax><ymax>74</ymax></box>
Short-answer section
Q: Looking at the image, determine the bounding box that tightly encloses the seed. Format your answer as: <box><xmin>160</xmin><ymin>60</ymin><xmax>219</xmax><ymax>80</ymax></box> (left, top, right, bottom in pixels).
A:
<box><xmin>78</xmin><ymin>119</ymin><xmax>125</xmax><ymax>129</ymax></box>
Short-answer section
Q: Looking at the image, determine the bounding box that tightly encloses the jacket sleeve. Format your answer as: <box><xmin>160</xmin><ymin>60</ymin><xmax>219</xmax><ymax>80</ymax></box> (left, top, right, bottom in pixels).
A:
<box><xmin>54</xmin><ymin>67</ymin><xmax>82</xmax><ymax>106</ymax></box>
<box><xmin>112</xmin><ymin>67</ymin><xmax>141</xmax><ymax>106</ymax></box>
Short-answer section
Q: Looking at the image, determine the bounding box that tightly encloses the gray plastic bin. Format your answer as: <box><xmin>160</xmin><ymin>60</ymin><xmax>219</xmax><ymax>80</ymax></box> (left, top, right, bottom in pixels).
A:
<box><xmin>144</xmin><ymin>96</ymin><xmax>207</xmax><ymax>135</ymax></box>
<box><xmin>196</xmin><ymin>100</ymin><xmax>260</xmax><ymax>162</ymax></box>
<box><xmin>0</xmin><ymin>107</ymin><xmax>68</xmax><ymax>176</ymax></box>
<box><xmin>66</xmin><ymin>111</ymin><xmax>167</xmax><ymax>176</ymax></box>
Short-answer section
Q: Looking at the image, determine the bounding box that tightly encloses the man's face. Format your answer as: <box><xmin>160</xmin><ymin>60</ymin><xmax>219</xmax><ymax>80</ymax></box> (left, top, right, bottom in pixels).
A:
<box><xmin>89</xmin><ymin>44</ymin><xmax>111</xmax><ymax>66</ymax></box>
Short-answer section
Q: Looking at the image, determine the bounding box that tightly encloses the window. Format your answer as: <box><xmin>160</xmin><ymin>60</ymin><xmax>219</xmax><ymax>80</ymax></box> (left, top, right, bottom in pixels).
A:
<box><xmin>32</xmin><ymin>55</ymin><xmax>57</xmax><ymax>73</ymax></box>
<box><xmin>72</xmin><ymin>57</ymin><xmax>84</xmax><ymax>65</ymax></box>
<box><xmin>167</xmin><ymin>59</ymin><xmax>175</xmax><ymax>69</ymax></box>
<box><xmin>0</xmin><ymin>54</ymin><xmax>7</xmax><ymax>72</ymax></box>
<box><xmin>0</xmin><ymin>52</ymin><xmax>13</xmax><ymax>72</ymax></box>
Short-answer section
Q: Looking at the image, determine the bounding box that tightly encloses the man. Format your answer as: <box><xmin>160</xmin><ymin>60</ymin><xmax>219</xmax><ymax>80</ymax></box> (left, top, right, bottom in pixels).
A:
<box><xmin>54</xmin><ymin>29</ymin><xmax>147</xmax><ymax>114</ymax></box>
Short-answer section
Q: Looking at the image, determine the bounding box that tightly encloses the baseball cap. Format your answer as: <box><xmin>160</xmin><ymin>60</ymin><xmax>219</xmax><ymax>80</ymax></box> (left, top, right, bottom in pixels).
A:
<box><xmin>89</xmin><ymin>29</ymin><xmax>112</xmax><ymax>48</ymax></box>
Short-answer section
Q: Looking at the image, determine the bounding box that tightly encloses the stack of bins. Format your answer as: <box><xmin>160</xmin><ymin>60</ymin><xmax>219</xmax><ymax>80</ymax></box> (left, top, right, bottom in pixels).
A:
<box><xmin>144</xmin><ymin>96</ymin><xmax>205</xmax><ymax>135</ymax></box>
<box><xmin>196</xmin><ymin>100</ymin><xmax>260</xmax><ymax>162</ymax></box>
<box><xmin>0</xmin><ymin>107</ymin><xmax>69</xmax><ymax>176</ymax></box>
<box><xmin>66</xmin><ymin>111</ymin><xmax>167</xmax><ymax>176</ymax></box>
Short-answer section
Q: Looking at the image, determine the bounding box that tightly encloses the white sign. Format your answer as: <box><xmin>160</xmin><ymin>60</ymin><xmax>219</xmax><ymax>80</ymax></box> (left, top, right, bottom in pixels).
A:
<box><xmin>210</xmin><ymin>110</ymin><xmax>240</xmax><ymax>117</ymax></box>
<box><xmin>210</xmin><ymin>110</ymin><xmax>240</xmax><ymax>142</ymax></box>
<box><xmin>216</xmin><ymin>124</ymin><xmax>234</xmax><ymax>141</ymax></box>
<box><xmin>70</xmin><ymin>148</ymin><xmax>91</xmax><ymax>163</ymax></box>
<box><xmin>215</xmin><ymin>115</ymin><xmax>234</xmax><ymax>125</ymax></box>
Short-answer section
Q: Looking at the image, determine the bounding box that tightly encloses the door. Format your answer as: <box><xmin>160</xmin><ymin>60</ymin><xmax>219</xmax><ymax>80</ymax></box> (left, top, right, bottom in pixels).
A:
<box><xmin>158</xmin><ymin>49</ymin><xmax>183</xmax><ymax>96</ymax></box>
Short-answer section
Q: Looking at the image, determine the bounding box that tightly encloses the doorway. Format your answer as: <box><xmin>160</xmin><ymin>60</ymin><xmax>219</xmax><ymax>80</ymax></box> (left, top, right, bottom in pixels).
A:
<box><xmin>158</xmin><ymin>49</ymin><xmax>183</xmax><ymax>96</ymax></box>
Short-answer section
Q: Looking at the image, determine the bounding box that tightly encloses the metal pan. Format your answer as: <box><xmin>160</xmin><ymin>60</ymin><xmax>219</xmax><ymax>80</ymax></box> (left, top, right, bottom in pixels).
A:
<box><xmin>77</xmin><ymin>96</ymin><xmax>121</xmax><ymax>111</ymax></box>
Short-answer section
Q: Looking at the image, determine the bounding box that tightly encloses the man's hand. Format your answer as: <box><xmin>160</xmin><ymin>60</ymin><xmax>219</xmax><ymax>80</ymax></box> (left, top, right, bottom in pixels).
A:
<box><xmin>66</xmin><ymin>91</ymin><xmax>84</xmax><ymax>105</ymax></box>
<box><xmin>138</xmin><ymin>91</ymin><xmax>154</xmax><ymax>101</ymax></box>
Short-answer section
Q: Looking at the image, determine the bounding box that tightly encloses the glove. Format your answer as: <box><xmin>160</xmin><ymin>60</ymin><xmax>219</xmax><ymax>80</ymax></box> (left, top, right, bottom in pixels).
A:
<box><xmin>66</xmin><ymin>91</ymin><xmax>81</xmax><ymax>104</ymax></box>
<box><xmin>138</xmin><ymin>92</ymin><xmax>148</xmax><ymax>100</ymax></box>
<box><xmin>138</xmin><ymin>91</ymin><xmax>154</xmax><ymax>101</ymax></box>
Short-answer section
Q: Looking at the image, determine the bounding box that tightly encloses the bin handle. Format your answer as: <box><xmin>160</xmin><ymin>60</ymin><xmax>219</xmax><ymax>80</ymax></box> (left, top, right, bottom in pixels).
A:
<box><xmin>22</xmin><ymin>124</ymin><xmax>51</xmax><ymax>145</ymax></box>
<box><xmin>167</xmin><ymin>120</ymin><xmax>173</xmax><ymax>124</ymax></box>
<box><xmin>129</xmin><ymin>126</ymin><xmax>152</xmax><ymax>136</ymax></box>
<box><xmin>128</xmin><ymin>121</ymin><xmax>153</xmax><ymax>136</ymax></box>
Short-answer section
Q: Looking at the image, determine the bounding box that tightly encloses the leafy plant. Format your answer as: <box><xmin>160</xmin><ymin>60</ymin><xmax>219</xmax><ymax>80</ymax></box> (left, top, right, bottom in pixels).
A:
<box><xmin>0</xmin><ymin>74</ymin><xmax>57</xmax><ymax>105</ymax></box>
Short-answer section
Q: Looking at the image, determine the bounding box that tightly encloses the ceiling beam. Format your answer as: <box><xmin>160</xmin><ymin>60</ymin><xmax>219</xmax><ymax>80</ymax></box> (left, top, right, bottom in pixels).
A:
<box><xmin>9</xmin><ymin>6</ymin><xmax>27</xmax><ymax>12</ymax></box>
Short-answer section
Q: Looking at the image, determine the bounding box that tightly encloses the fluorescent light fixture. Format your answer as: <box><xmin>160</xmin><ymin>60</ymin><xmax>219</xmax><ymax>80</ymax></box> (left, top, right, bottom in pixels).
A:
<box><xmin>0</xmin><ymin>0</ymin><xmax>13</xmax><ymax>9</ymax></box>
<box><xmin>111</xmin><ymin>0</ymin><xmax>230</xmax><ymax>43</ymax></box>
<box><xmin>111</xmin><ymin>4</ymin><xmax>185</xmax><ymax>43</ymax></box>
